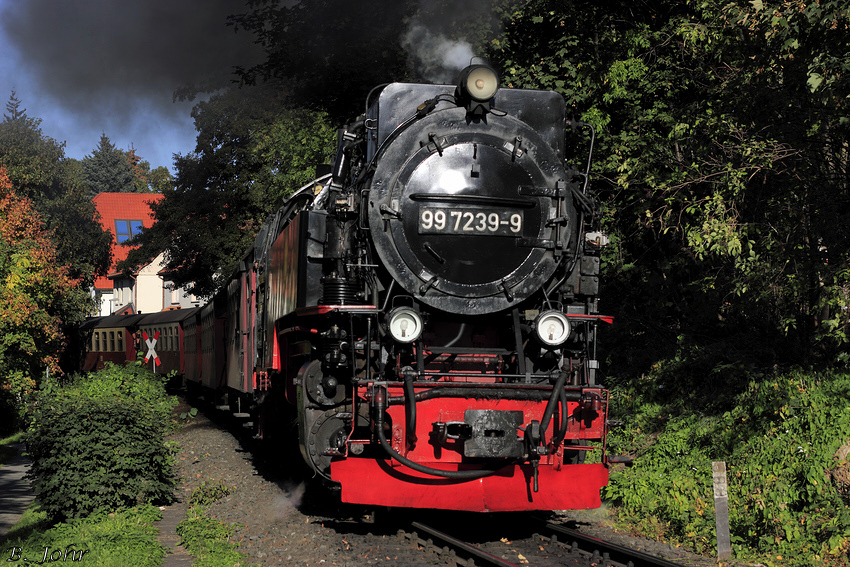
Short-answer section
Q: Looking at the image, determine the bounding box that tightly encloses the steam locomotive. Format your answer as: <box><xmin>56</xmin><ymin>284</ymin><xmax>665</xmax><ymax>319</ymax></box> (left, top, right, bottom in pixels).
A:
<box><xmin>83</xmin><ymin>63</ymin><xmax>616</xmax><ymax>512</ymax></box>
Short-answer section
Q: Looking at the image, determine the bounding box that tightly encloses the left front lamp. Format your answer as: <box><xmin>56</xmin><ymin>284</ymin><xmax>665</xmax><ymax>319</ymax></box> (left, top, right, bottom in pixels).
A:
<box><xmin>534</xmin><ymin>310</ymin><xmax>571</xmax><ymax>347</ymax></box>
<box><xmin>387</xmin><ymin>307</ymin><xmax>423</xmax><ymax>343</ymax></box>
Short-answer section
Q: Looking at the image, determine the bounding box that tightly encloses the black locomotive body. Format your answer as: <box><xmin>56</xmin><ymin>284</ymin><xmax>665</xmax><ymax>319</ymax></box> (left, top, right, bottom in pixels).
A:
<box><xmin>82</xmin><ymin>64</ymin><xmax>615</xmax><ymax>512</ymax></box>
<box><xmin>246</xmin><ymin>64</ymin><xmax>613</xmax><ymax>511</ymax></box>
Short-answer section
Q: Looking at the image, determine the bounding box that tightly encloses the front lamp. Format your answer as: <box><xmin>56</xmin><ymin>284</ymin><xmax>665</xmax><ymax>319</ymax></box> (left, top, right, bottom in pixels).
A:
<box><xmin>387</xmin><ymin>307</ymin><xmax>423</xmax><ymax>343</ymax></box>
<box><xmin>456</xmin><ymin>64</ymin><xmax>499</xmax><ymax>114</ymax></box>
<box><xmin>460</xmin><ymin>65</ymin><xmax>499</xmax><ymax>101</ymax></box>
<box><xmin>534</xmin><ymin>310</ymin><xmax>571</xmax><ymax>347</ymax></box>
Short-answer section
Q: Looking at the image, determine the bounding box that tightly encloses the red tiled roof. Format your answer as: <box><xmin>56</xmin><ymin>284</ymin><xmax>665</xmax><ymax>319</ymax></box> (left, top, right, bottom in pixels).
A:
<box><xmin>92</xmin><ymin>192</ymin><xmax>163</xmax><ymax>290</ymax></box>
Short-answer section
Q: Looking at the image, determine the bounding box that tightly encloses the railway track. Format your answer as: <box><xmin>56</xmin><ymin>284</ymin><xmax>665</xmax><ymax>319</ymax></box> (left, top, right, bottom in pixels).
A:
<box><xmin>402</xmin><ymin>519</ymin><xmax>688</xmax><ymax>567</ymax></box>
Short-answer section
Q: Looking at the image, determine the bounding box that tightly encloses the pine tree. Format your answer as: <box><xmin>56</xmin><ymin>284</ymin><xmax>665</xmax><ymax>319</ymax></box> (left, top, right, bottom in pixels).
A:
<box><xmin>81</xmin><ymin>133</ymin><xmax>137</xmax><ymax>196</ymax></box>
<box><xmin>3</xmin><ymin>90</ymin><xmax>26</xmax><ymax>122</ymax></box>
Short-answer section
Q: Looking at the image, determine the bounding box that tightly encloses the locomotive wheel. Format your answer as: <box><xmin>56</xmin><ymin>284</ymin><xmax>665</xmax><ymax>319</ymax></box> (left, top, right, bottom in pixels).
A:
<box><xmin>305</xmin><ymin>410</ymin><xmax>348</xmax><ymax>478</ymax></box>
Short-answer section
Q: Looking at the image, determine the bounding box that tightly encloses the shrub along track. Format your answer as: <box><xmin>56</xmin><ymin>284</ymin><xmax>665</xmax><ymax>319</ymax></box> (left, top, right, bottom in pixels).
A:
<box><xmin>168</xmin><ymin>397</ymin><xmax>727</xmax><ymax>566</ymax></box>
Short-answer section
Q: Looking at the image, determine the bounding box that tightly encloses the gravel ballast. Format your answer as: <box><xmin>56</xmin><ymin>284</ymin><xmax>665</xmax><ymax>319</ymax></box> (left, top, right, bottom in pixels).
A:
<box><xmin>167</xmin><ymin>398</ymin><xmax>739</xmax><ymax>567</ymax></box>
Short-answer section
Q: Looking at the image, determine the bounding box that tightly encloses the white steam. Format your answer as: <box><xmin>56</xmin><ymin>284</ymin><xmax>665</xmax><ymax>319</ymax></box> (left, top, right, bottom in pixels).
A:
<box><xmin>402</xmin><ymin>23</ymin><xmax>476</xmax><ymax>84</ymax></box>
<box><xmin>269</xmin><ymin>482</ymin><xmax>306</xmax><ymax>522</ymax></box>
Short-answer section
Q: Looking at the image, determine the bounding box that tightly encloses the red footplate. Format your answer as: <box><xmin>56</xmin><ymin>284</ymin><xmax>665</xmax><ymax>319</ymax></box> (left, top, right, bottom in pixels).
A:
<box><xmin>330</xmin><ymin>460</ymin><xmax>608</xmax><ymax>512</ymax></box>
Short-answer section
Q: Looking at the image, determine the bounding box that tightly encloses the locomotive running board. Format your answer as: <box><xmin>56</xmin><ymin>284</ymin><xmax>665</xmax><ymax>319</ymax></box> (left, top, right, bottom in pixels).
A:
<box><xmin>330</xmin><ymin>460</ymin><xmax>608</xmax><ymax>512</ymax></box>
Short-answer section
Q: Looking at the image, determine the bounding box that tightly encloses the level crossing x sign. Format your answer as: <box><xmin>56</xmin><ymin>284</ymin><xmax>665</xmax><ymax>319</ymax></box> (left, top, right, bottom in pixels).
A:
<box><xmin>143</xmin><ymin>331</ymin><xmax>160</xmax><ymax>367</ymax></box>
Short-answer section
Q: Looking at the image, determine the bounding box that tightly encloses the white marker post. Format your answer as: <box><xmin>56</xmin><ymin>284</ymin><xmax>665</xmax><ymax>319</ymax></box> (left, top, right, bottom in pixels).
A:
<box><xmin>712</xmin><ymin>461</ymin><xmax>732</xmax><ymax>560</ymax></box>
<box><xmin>143</xmin><ymin>331</ymin><xmax>161</xmax><ymax>372</ymax></box>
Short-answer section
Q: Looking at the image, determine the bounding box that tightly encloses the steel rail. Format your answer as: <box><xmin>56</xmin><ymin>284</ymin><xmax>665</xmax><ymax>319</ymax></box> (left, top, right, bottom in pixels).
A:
<box><xmin>411</xmin><ymin>521</ymin><xmax>521</xmax><ymax>567</ymax></box>
<box><xmin>546</xmin><ymin>523</ymin><xmax>686</xmax><ymax>567</ymax></box>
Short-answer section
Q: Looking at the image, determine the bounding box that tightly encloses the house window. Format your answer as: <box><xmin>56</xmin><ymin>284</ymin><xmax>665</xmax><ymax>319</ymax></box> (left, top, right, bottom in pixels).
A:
<box><xmin>115</xmin><ymin>220</ymin><xmax>144</xmax><ymax>244</ymax></box>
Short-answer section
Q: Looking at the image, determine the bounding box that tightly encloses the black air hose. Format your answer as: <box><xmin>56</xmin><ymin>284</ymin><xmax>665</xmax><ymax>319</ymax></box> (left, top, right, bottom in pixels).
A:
<box><xmin>373</xmin><ymin>385</ymin><xmax>513</xmax><ymax>480</ymax></box>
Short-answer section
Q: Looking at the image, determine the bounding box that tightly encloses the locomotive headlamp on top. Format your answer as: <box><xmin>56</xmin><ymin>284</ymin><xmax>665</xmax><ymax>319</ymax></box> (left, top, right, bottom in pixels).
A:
<box><xmin>455</xmin><ymin>64</ymin><xmax>499</xmax><ymax>115</ymax></box>
<box><xmin>534</xmin><ymin>310</ymin><xmax>571</xmax><ymax>347</ymax></box>
<box><xmin>386</xmin><ymin>306</ymin><xmax>424</xmax><ymax>343</ymax></box>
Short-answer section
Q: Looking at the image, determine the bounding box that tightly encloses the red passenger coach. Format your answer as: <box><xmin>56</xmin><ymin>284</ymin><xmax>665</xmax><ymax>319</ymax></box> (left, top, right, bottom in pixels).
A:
<box><xmin>80</xmin><ymin>313</ymin><xmax>146</xmax><ymax>371</ymax></box>
<box><xmin>136</xmin><ymin>308</ymin><xmax>199</xmax><ymax>376</ymax></box>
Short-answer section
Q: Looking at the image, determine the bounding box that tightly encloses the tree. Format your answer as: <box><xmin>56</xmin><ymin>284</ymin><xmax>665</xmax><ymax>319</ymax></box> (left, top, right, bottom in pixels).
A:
<box><xmin>0</xmin><ymin>95</ymin><xmax>112</xmax><ymax>290</ymax></box>
<box><xmin>127</xmin><ymin>146</ymin><xmax>175</xmax><ymax>193</ymax></box>
<box><xmin>81</xmin><ymin>133</ymin><xmax>138</xmax><ymax>196</ymax></box>
<box><xmin>4</xmin><ymin>90</ymin><xmax>26</xmax><ymax>121</ymax></box>
<box><xmin>0</xmin><ymin>167</ymin><xmax>88</xmax><ymax>431</ymax></box>
<box><xmin>122</xmin><ymin>85</ymin><xmax>336</xmax><ymax>296</ymax></box>
<box><xmin>488</xmin><ymin>0</ymin><xmax>850</xmax><ymax>372</ymax></box>
<box><xmin>0</xmin><ymin>92</ymin><xmax>65</xmax><ymax>201</ymax></box>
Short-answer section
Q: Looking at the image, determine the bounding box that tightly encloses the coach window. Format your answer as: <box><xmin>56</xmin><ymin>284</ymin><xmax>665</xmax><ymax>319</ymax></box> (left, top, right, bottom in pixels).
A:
<box><xmin>109</xmin><ymin>331</ymin><xmax>115</xmax><ymax>352</ymax></box>
<box><xmin>117</xmin><ymin>332</ymin><xmax>123</xmax><ymax>353</ymax></box>
<box><xmin>94</xmin><ymin>332</ymin><xmax>100</xmax><ymax>352</ymax></box>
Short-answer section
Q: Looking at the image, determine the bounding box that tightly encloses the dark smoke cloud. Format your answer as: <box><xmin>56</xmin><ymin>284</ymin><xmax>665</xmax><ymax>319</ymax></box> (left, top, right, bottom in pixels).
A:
<box><xmin>0</xmin><ymin>0</ymin><xmax>260</xmax><ymax>150</ymax></box>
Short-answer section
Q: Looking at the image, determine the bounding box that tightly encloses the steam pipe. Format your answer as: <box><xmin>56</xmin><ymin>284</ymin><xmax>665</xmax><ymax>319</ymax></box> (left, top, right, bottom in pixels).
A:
<box><xmin>552</xmin><ymin>387</ymin><xmax>568</xmax><ymax>447</ymax></box>
<box><xmin>403</xmin><ymin>371</ymin><xmax>417</xmax><ymax>446</ymax></box>
<box><xmin>539</xmin><ymin>369</ymin><xmax>569</xmax><ymax>449</ymax></box>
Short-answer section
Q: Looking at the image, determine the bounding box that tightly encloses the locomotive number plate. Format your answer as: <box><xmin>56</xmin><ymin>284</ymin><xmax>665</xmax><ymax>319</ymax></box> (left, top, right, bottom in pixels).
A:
<box><xmin>418</xmin><ymin>208</ymin><xmax>523</xmax><ymax>236</ymax></box>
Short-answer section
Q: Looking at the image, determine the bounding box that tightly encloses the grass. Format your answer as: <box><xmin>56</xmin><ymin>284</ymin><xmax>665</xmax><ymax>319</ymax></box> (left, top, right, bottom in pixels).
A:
<box><xmin>176</xmin><ymin>482</ymin><xmax>256</xmax><ymax>567</ymax></box>
<box><xmin>0</xmin><ymin>431</ymin><xmax>24</xmax><ymax>468</ymax></box>
<box><xmin>0</xmin><ymin>503</ymin><xmax>167</xmax><ymax>567</ymax></box>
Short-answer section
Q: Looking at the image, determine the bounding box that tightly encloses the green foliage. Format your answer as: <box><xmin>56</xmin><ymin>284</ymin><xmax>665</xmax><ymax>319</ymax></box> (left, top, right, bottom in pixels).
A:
<box><xmin>490</xmin><ymin>0</ymin><xmax>850</xmax><ymax>368</ymax></box>
<box><xmin>0</xmin><ymin>169</ymin><xmax>90</xmax><ymax>433</ymax></box>
<box><xmin>179</xmin><ymin>406</ymin><xmax>199</xmax><ymax>422</ymax></box>
<box><xmin>123</xmin><ymin>85</ymin><xmax>337</xmax><ymax>296</ymax></box>
<box><xmin>0</xmin><ymin>92</ymin><xmax>111</xmax><ymax>297</ymax></box>
<box><xmin>0</xmin><ymin>101</ymin><xmax>65</xmax><ymax>200</ymax></box>
<box><xmin>25</xmin><ymin>363</ymin><xmax>178</xmax><ymax>521</ymax></box>
<box><xmin>189</xmin><ymin>481</ymin><xmax>231</xmax><ymax>507</ymax></box>
<box><xmin>0</xmin><ymin>503</ymin><xmax>166</xmax><ymax>567</ymax></box>
<box><xmin>177</xmin><ymin>483</ymin><xmax>253</xmax><ymax>567</ymax></box>
<box><xmin>605</xmin><ymin>370</ymin><xmax>850</xmax><ymax>566</ymax></box>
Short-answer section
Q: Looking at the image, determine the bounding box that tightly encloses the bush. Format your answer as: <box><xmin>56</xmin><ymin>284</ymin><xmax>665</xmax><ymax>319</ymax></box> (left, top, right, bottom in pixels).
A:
<box><xmin>605</xmin><ymin>369</ymin><xmax>850</xmax><ymax>566</ymax></box>
<box><xmin>25</xmin><ymin>363</ymin><xmax>178</xmax><ymax>521</ymax></box>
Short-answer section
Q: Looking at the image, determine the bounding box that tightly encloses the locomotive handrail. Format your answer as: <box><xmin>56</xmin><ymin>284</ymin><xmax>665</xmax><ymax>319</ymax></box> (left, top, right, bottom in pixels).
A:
<box><xmin>408</xmin><ymin>193</ymin><xmax>536</xmax><ymax>208</ymax></box>
<box><xmin>374</xmin><ymin>381</ymin><xmax>594</xmax><ymax>391</ymax></box>
<box><xmin>385</xmin><ymin>386</ymin><xmax>581</xmax><ymax>405</ymax></box>
<box><xmin>423</xmin><ymin>346</ymin><xmax>512</xmax><ymax>355</ymax></box>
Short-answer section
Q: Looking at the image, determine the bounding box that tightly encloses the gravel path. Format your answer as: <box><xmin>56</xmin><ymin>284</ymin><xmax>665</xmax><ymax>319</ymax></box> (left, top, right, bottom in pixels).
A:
<box><xmin>168</xmin><ymin>398</ymin><xmax>741</xmax><ymax>567</ymax></box>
